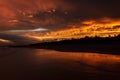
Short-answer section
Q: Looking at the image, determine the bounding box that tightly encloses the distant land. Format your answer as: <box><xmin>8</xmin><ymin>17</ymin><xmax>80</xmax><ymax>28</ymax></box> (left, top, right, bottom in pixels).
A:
<box><xmin>13</xmin><ymin>35</ymin><xmax>120</xmax><ymax>55</ymax></box>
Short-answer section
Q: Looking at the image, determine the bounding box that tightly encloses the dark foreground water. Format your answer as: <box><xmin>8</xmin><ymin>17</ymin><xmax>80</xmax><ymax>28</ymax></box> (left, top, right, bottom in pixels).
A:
<box><xmin>0</xmin><ymin>47</ymin><xmax>120</xmax><ymax>80</ymax></box>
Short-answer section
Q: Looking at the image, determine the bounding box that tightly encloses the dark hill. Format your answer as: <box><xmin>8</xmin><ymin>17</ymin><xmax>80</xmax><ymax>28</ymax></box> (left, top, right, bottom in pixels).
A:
<box><xmin>14</xmin><ymin>35</ymin><xmax>120</xmax><ymax>55</ymax></box>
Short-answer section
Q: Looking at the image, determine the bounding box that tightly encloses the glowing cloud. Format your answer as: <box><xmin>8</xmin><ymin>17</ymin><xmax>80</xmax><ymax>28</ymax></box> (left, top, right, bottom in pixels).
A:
<box><xmin>5</xmin><ymin>28</ymin><xmax>49</xmax><ymax>33</ymax></box>
<box><xmin>22</xmin><ymin>18</ymin><xmax>120</xmax><ymax>41</ymax></box>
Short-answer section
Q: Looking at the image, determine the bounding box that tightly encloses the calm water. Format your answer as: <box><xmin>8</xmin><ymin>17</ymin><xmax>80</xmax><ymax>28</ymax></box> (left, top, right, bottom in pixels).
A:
<box><xmin>0</xmin><ymin>47</ymin><xmax>120</xmax><ymax>80</ymax></box>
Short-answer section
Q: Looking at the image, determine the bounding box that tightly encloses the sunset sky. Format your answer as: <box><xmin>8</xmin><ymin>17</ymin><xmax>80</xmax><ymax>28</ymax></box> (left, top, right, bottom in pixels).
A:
<box><xmin>0</xmin><ymin>0</ymin><xmax>120</xmax><ymax>45</ymax></box>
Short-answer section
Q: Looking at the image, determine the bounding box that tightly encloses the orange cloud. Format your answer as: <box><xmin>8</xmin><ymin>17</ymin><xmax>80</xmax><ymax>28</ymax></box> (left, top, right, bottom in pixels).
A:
<box><xmin>22</xmin><ymin>18</ymin><xmax>120</xmax><ymax>41</ymax></box>
<box><xmin>0</xmin><ymin>0</ymin><xmax>71</xmax><ymax>30</ymax></box>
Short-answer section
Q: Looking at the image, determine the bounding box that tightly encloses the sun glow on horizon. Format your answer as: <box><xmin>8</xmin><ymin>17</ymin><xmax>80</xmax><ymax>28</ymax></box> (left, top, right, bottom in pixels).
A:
<box><xmin>0</xmin><ymin>39</ymin><xmax>13</xmax><ymax>44</ymax></box>
<box><xmin>22</xmin><ymin>18</ymin><xmax>120</xmax><ymax>41</ymax></box>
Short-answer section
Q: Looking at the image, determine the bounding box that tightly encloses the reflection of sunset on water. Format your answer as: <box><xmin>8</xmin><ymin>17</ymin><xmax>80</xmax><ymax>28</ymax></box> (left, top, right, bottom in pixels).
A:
<box><xmin>34</xmin><ymin>49</ymin><xmax>120</xmax><ymax>64</ymax></box>
<box><xmin>0</xmin><ymin>48</ymin><xmax>120</xmax><ymax>80</ymax></box>
<box><xmin>34</xmin><ymin>49</ymin><xmax>120</xmax><ymax>72</ymax></box>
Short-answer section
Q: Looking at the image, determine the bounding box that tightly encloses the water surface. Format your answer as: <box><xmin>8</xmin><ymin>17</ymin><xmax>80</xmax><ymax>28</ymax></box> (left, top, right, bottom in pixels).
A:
<box><xmin>0</xmin><ymin>47</ymin><xmax>120</xmax><ymax>80</ymax></box>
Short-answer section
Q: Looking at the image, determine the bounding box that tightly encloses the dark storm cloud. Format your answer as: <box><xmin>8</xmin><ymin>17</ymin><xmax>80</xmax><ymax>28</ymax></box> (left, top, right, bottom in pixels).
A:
<box><xmin>33</xmin><ymin>0</ymin><xmax>120</xmax><ymax>30</ymax></box>
<box><xmin>61</xmin><ymin>0</ymin><xmax>120</xmax><ymax>19</ymax></box>
<box><xmin>0</xmin><ymin>0</ymin><xmax>120</xmax><ymax>30</ymax></box>
<box><xmin>0</xmin><ymin>0</ymin><xmax>71</xmax><ymax>30</ymax></box>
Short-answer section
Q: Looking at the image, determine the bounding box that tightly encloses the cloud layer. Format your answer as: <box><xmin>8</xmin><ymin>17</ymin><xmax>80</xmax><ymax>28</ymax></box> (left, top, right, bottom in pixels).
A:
<box><xmin>0</xmin><ymin>0</ymin><xmax>120</xmax><ymax>31</ymax></box>
<box><xmin>0</xmin><ymin>0</ymin><xmax>71</xmax><ymax>30</ymax></box>
<box><xmin>0</xmin><ymin>33</ymin><xmax>41</xmax><ymax>45</ymax></box>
